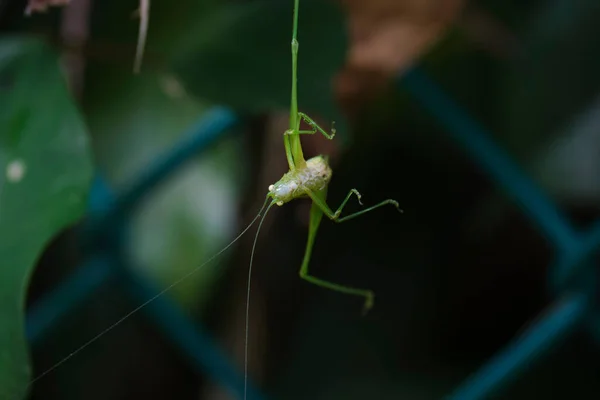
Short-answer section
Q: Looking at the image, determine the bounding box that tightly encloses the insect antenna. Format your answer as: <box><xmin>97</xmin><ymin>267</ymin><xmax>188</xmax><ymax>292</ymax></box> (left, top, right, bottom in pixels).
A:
<box><xmin>244</xmin><ymin>199</ymin><xmax>276</xmax><ymax>400</ymax></box>
<box><xmin>28</xmin><ymin>194</ymin><xmax>272</xmax><ymax>389</ymax></box>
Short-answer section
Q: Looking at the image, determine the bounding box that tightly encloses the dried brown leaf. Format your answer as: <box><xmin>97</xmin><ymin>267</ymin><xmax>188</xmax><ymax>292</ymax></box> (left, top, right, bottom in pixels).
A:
<box><xmin>25</xmin><ymin>0</ymin><xmax>70</xmax><ymax>15</ymax></box>
<box><xmin>335</xmin><ymin>0</ymin><xmax>465</xmax><ymax>115</ymax></box>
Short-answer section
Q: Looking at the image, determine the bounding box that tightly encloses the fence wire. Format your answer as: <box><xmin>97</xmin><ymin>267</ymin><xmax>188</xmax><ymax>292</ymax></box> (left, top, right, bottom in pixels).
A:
<box><xmin>26</xmin><ymin>67</ymin><xmax>598</xmax><ymax>400</ymax></box>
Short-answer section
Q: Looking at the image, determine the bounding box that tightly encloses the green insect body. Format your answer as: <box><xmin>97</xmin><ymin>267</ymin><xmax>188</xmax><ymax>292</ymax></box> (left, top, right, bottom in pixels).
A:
<box><xmin>268</xmin><ymin>155</ymin><xmax>332</xmax><ymax>206</ymax></box>
<box><xmin>255</xmin><ymin>0</ymin><xmax>402</xmax><ymax>316</ymax></box>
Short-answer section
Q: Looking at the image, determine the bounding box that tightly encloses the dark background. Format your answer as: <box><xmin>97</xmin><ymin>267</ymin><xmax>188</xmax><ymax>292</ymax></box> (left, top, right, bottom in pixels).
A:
<box><xmin>2</xmin><ymin>0</ymin><xmax>600</xmax><ymax>398</ymax></box>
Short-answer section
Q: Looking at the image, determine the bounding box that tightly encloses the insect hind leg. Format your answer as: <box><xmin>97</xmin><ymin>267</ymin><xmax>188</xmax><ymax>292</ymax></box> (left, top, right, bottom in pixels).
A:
<box><xmin>306</xmin><ymin>187</ymin><xmax>402</xmax><ymax>224</ymax></box>
<box><xmin>299</xmin><ymin>268</ymin><xmax>375</xmax><ymax>315</ymax></box>
<box><xmin>299</xmin><ymin>190</ymin><xmax>375</xmax><ymax>314</ymax></box>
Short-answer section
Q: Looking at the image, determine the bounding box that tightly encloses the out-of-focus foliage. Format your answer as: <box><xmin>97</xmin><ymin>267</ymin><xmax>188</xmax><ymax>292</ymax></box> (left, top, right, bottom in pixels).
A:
<box><xmin>505</xmin><ymin>0</ymin><xmax>600</xmax><ymax>163</ymax></box>
<box><xmin>86</xmin><ymin>68</ymin><xmax>243</xmax><ymax>311</ymax></box>
<box><xmin>173</xmin><ymin>0</ymin><xmax>347</xmax><ymax>131</ymax></box>
<box><xmin>81</xmin><ymin>0</ymin><xmax>249</xmax><ymax>313</ymax></box>
<box><xmin>505</xmin><ymin>0</ymin><xmax>600</xmax><ymax>204</ymax></box>
<box><xmin>0</xmin><ymin>37</ymin><xmax>92</xmax><ymax>399</ymax></box>
<box><xmin>463</xmin><ymin>0</ymin><xmax>600</xmax><ymax>237</ymax></box>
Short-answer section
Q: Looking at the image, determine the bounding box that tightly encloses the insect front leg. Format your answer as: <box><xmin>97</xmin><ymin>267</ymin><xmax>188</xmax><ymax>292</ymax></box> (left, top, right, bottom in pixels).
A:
<box><xmin>289</xmin><ymin>112</ymin><xmax>336</xmax><ymax>139</ymax></box>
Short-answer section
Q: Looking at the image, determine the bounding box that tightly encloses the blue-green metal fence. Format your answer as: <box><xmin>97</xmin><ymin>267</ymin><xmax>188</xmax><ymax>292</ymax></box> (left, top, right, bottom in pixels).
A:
<box><xmin>402</xmin><ymin>68</ymin><xmax>599</xmax><ymax>399</ymax></box>
<box><xmin>25</xmin><ymin>67</ymin><xmax>599</xmax><ymax>400</ymax></box>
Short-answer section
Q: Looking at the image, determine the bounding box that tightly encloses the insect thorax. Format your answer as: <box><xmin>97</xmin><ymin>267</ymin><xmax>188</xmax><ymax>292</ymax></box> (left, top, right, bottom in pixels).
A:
<box><xmin>268</xmin><ymin>155</ymin><xmax>332</xmax><ymax>205</ymax></box>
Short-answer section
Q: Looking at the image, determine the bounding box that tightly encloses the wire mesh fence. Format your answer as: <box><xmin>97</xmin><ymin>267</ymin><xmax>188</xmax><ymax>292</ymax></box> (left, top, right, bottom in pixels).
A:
<box><xmin>25</xmin><ymin>61</ymin><xmax>599</xmax><ymax>400</ymax></box>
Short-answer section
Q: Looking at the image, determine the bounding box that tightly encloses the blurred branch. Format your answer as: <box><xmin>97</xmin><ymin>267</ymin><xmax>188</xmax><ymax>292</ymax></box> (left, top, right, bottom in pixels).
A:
<box><xmin>59</xmin><ymin>0</ymin><xmax>92</xmax><ymax>100</ymax></box>
<box><xmin>133</xmin><ymin>0</ymin><xmax>150</xmax><ymax>73</ymax></box>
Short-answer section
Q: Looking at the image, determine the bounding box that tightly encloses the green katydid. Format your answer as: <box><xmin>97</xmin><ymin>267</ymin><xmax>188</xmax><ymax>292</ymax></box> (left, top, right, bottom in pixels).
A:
<box><xmin>243</xmin><ymin>0</ymin><xmax>401</xmax><ymax>397</ymax></box>
<box><xmin>251</xmin><ymin>0</ymin><xmax>401</xmax><ymax>316</ymax></box>
<box><xmin>27</xmin><ymin>0</ymin><xmax>400</xmax><ymax>394</ymax></box>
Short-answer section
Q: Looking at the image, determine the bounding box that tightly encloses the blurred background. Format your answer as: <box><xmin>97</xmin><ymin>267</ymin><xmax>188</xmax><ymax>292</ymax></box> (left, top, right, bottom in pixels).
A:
<box><xmin>2</xmin><ymin>0</ymin><xmax>600</xmax><ymax>399</ymax></box>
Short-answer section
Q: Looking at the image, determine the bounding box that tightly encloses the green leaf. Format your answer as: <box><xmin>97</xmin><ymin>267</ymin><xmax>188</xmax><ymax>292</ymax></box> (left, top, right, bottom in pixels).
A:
<box><xmin>0</xmin><ymin>37</ymin><xmax>93</xmax><ymax>399</ymax></box>
<box><xmin>172</xmin><ymin>0</ymin><xmax>347</xmax><ymax>126</ymax></box>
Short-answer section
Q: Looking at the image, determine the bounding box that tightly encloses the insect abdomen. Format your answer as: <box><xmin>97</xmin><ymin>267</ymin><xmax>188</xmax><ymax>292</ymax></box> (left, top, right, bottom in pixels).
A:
<box><xmin>300</xmin><ymin>156</ymin><xmax>332</xmax><ymax>192</ymax></box>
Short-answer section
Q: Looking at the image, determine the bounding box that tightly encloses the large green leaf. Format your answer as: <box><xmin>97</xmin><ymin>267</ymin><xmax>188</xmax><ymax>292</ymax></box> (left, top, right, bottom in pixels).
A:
<box><xmin>0</xmin><ymin>37</ymin><xmax>93</xmax><ymax>399</ymax></box>
<box><xmin>172</xmin><ymin>0</ymin><xmax>347</xmax><ymax>127</ymax></box>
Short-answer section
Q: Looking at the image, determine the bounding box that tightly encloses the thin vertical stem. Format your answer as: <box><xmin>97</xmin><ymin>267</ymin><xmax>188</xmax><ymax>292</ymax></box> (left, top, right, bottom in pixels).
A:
<box><xmin>290</xmin><ymin>0</ymin><xmax>299</xmax><ymax>132</ymax></box>
<box><xmin>286</xmin><ymin>0</ymin><xmax>305</xmax><ymax>167</ymax></box>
